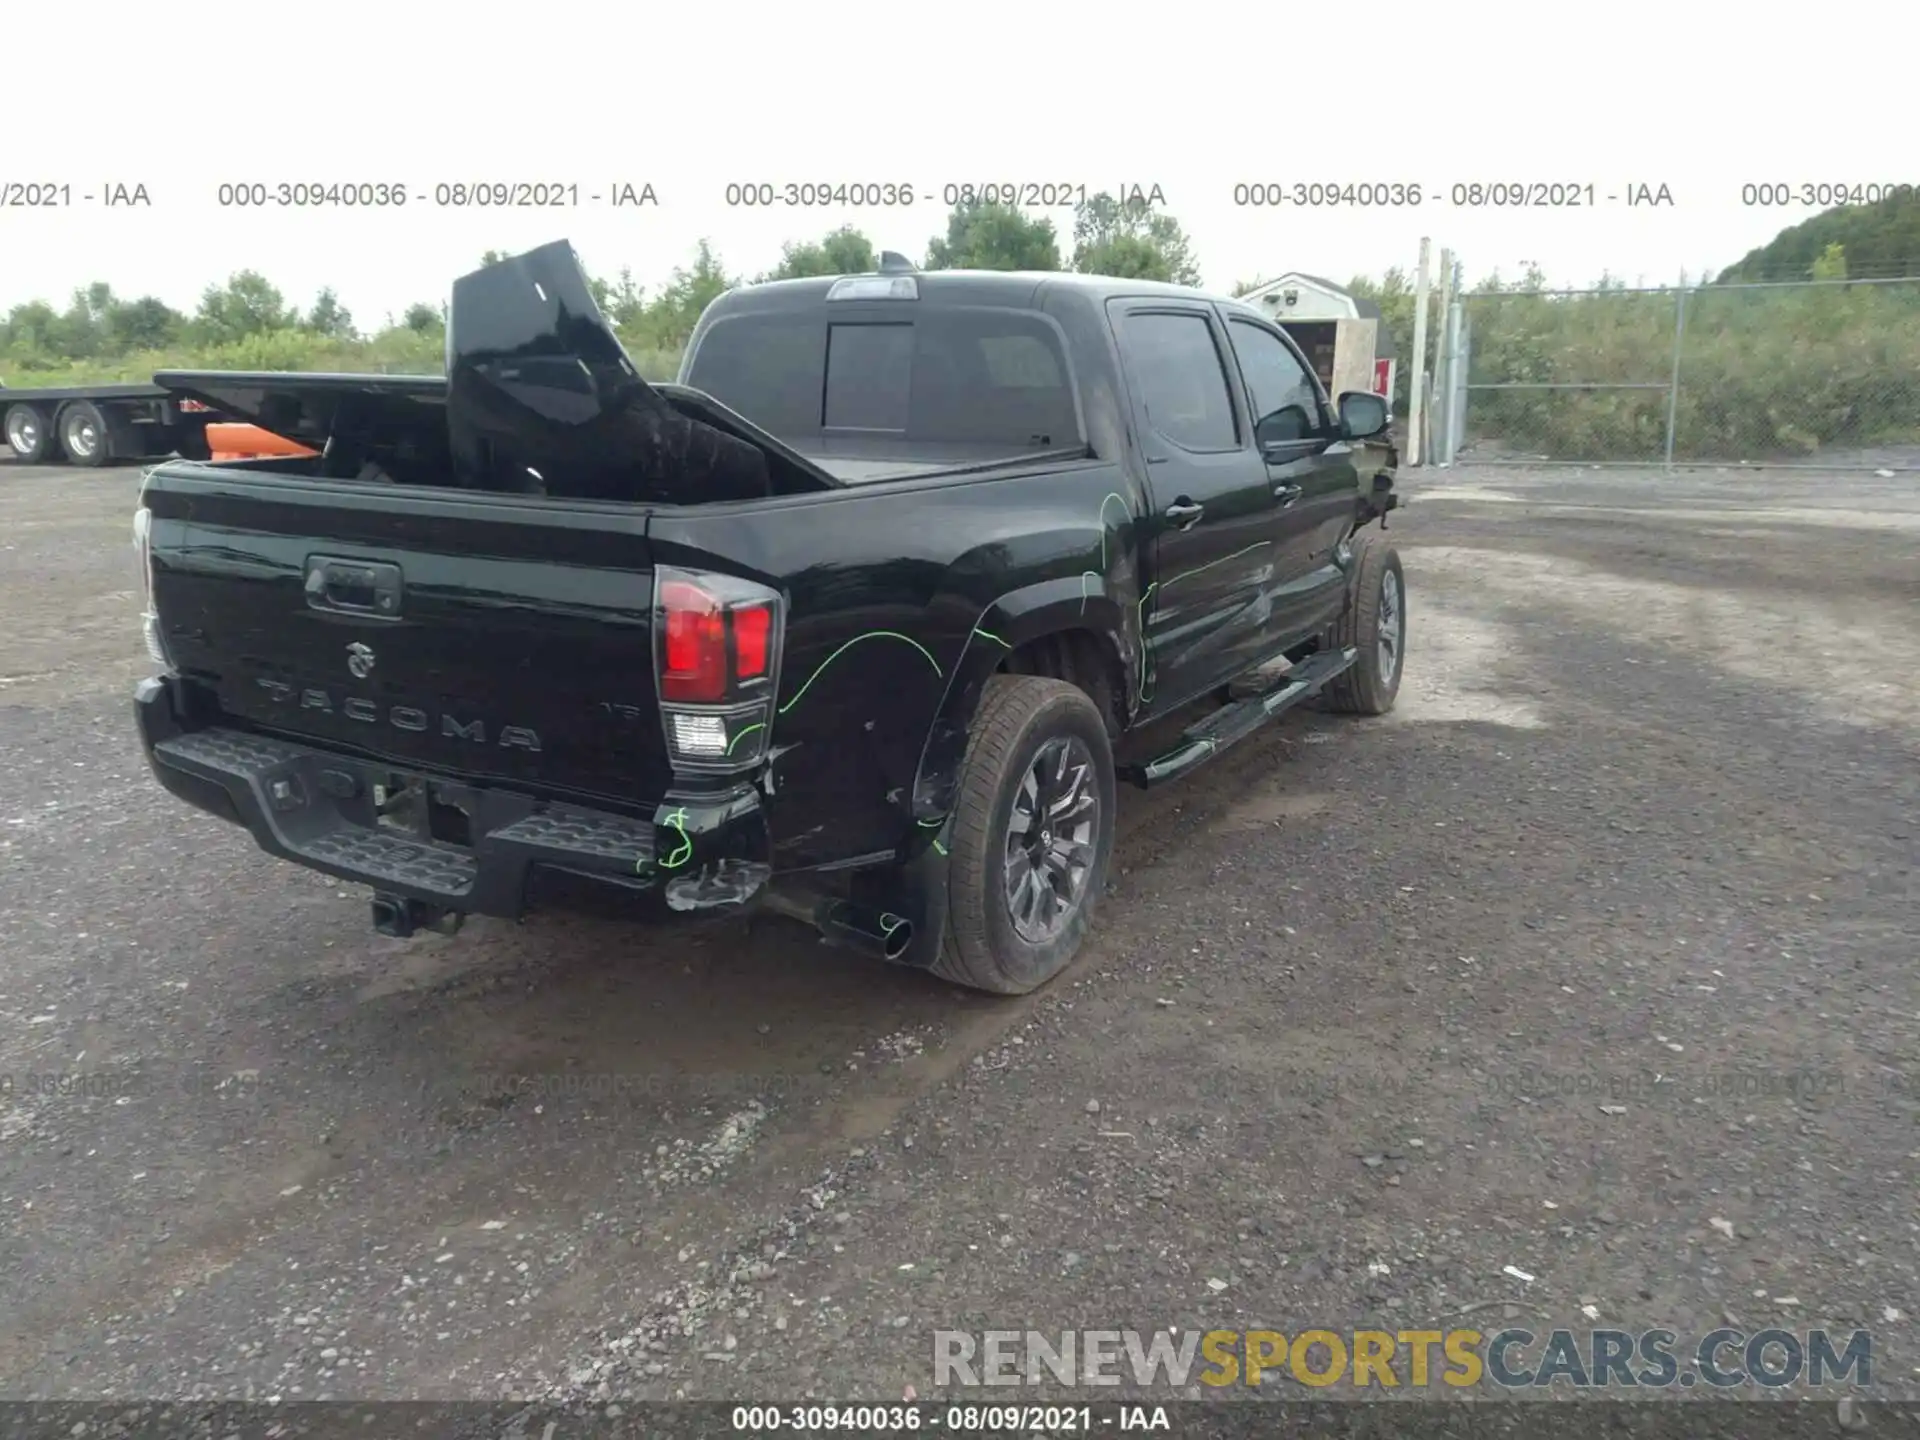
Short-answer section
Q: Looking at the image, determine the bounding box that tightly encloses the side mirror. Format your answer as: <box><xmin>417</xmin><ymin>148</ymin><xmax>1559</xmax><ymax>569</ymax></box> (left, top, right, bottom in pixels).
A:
<box><xmin>1337</xmin><ymin>391</ymin><xmax>1389</xmax><ymax>440</ymax></box>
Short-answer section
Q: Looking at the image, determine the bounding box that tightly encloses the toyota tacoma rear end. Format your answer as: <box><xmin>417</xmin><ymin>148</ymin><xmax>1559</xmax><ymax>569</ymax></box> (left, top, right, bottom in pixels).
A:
<box><xmin>134</xmin><ymin>242</ymin><xmax>827</xmax><ymax>941</ymax></box>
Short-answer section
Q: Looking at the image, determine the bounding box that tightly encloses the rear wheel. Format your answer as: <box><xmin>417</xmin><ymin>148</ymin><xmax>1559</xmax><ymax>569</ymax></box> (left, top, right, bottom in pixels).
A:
<box><xmin>1320</xmin><ymin>532</ymin><xmax>1405</xmax><ymax>716</ymax></box>
<box><xmin>5</xmin><ymin>404</ymin><xmax>52</xmax><ymax>463</ymax></box>
<box><xmin>58</xmin><ymin>401</ymin><xmax>110</xmax><ymax>467</ymax></box>
<box><xmin>933</xmin><ymin>675</ymin><xmax>1116</xmax><ymax>995</ymax></box>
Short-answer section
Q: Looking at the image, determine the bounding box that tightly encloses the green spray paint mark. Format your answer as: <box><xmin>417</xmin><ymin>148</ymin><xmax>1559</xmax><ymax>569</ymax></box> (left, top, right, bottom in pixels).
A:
<box><xmin>1134</xmin><ymin>582</ymin><xmax>1159</xmax><ymax>703</ymax></box>
<box><xmin>1083</xmin><ymin>493</ymin><xmax>1134</xmax><ymax>613</ymax></box>
<box><xmin>779</xmin><ymin>631</ymin><xmax>941</xmax><ymax>716</ymax></box>
<box><xmin>1098</xmin><ymin>491</ymin><xmax>1131</xmax><ymax>572</ymax></box>
<box><xmin>655</xmin><ymin>807</ymin><xmax>692</xmax><ymax>870</ymax></box>
<box><xmin>1078</xmin><ymin>569</ymin><xmax>1103</xmax><ymax>615</ymax></box>
<box><xmin>726</xmin><ymin>722</ymin><xmax>765</xmax><ymax>756</ymax></box>
<box><xmin>972</xmin><ymin>627</ymin><xmax>1011</xmax><ymax>648</ymax></box>
<box><xmin>1160</xmin><ymin>539</ymin><xmax>1272</xmax><ymax>589</ymax></box>
<box><xmin>932</xmin><ymin>839</ymin><xmax>948</xmax><ymax>856</ymax></box>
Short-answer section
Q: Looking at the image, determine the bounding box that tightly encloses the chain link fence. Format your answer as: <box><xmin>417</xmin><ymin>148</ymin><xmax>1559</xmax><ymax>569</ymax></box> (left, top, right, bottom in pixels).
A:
<box><xmin>1442</xmin><ymin>276</ymin><xmax>1920</xmax><ymax>469</ymax></box>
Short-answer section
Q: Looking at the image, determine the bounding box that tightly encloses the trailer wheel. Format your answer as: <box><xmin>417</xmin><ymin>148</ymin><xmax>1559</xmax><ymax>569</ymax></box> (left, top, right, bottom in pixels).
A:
<box><xmin>932</xmin><ymin>675</ymin><xmax>1116</xmax><ymax>995</ymax></box>
<box><xmin>174</xmin><ymin>422</ymin><xmax>211</xmax><ymax>462</ymax></box>
<box><xmin>5</xmin><ymin>404</ymin><xmax>52</xmax><ymax>463</ymax></box>
<box><xmin>57</xmin><ymin>401</ymin><xmax>110</xmax><ymax>467</ymax></box>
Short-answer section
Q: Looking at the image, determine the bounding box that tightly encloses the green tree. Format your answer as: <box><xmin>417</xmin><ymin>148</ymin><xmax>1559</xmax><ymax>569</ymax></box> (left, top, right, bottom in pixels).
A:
<box><xmin>589</xmin><ymin>267</ymin><xmax>648</xmax><ymax>329</ymax></box>
<box><xmin>760</xmin><ymin>225</ymin><xmax>877</xmax><ymax>281</ymax></box>
<box><xmin>1717</xmin><ymin>190</ymin><xmax>1920</xmax><ymax>282</ymax></box>
<box><xmin>924</xmin><ymin>201</ymin><xmax>1061</xmax><ymax>272</ymax></box>
<box><xmin>110</xmin><ymin>295</ymin><xmax>185</xmax><ymax>350</ymax></box>
<box><xmin>54</xmin><ymin>283</ymin><xmax>117</xmax><ymax>358</ymax></box>
<box><xmin>401</xmin><ymin>302</ymin><xmax>443</xmax><ymax>334</ymax></box>
<box><xmin>305</xmin><ymin>287</ymin><xmax>357</xmax><ymax>340</ymax></box>
<box><xmin>1809</xmin><ymin>242</ymin><xmax>1848</xmax><ymax>281</ymax></box>
<box><xmin>1070</xmin><ymin>192</ymin><xmax>1201</xmax><ymax>285</ymax></box>
<box><xmin>2</xmin><ymin>299</ymin><xmax>63</xmax><ymax>355</ymax></box>
<box><xmin>638</xmin><ymin>239</ymin><xmax>734</xmax><ymax>349</ymax></box>
<box><xmin>195</xmin><ymin>271</ymin><xmax>296</xmax><ymax>344</ymax></box>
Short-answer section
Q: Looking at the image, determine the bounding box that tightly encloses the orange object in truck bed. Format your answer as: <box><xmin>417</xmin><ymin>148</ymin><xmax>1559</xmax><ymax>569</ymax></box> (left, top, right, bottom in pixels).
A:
<box><xmin>206</xmin><ymin>423</ymin><xmax>318</xmax><ymax>461</ymax></box>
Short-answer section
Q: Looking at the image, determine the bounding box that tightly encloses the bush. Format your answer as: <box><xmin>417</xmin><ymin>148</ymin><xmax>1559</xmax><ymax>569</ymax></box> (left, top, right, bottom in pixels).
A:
<box><xmin>1461</xmin><ymin>279</ymin><xmax>1920</xmax><ymax>459</ymax></box>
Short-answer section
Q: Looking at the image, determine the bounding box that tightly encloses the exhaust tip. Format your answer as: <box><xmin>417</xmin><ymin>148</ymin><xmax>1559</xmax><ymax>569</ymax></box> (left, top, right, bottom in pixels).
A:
<box><xmin>879</xmin><ymin>913</ymin><xmax>914</xmax><ymax>962</ymax></box>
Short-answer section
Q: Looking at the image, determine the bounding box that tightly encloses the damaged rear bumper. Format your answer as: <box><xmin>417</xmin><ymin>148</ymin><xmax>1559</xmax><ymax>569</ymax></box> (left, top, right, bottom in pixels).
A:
<box><xmin>135</xmin><ymin>676</ymin><xmax>771</xmax><ymax>921</ymax></box>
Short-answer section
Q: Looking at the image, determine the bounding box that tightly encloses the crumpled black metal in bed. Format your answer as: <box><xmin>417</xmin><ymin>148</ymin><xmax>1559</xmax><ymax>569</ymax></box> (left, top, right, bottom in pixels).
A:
<box><xmin>445</xmin><ymin>239</ymin><xmax>770</xmax><ymax>503</ymax></box>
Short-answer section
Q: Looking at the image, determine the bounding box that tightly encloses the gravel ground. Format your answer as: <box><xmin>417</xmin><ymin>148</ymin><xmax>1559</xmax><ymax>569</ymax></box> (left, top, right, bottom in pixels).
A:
<box><xmin>1</xmin><ymin>456</ymin><xmax>1915</xmax><ymax>1412</ymax></box>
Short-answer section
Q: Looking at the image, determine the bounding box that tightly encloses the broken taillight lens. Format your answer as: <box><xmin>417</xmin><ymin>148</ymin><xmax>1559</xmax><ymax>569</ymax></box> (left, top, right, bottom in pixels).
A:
<box><xmin>653</xmin><ymin>567</ymin><xmax>784</xmax><ymax>773</ymax></box>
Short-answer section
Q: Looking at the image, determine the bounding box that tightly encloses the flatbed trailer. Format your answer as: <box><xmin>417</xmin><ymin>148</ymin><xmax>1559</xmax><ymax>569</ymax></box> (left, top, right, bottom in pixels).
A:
<box><xmin>1</xmin><ymin>382</ymin><xmax>220</xmax><ymax>466</ymax></box>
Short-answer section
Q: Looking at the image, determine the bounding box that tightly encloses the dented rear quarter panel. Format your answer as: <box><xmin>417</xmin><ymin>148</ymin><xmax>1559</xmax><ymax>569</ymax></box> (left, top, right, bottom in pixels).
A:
<box><xmin>646</xmin><ymin>455</ymin><xmax>1150</xmax><ymax>873</ymax></box>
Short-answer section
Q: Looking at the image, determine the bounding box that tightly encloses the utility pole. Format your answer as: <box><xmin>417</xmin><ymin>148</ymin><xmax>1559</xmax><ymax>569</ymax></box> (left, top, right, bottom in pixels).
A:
<box><xmin>1431</xmin><ymin>247</ymin><xmax>1454</xmax><ymax>463</ymax></box>
<box><xmin>1407</xmin><ymin>237</ymin><xmax>1432</xmax><ymax>466</ymax></box>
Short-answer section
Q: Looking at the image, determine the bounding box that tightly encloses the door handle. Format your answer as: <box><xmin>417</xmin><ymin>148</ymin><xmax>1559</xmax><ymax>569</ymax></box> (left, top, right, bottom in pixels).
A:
<box><xmin>1165</xmin><ymin>500</ymin><xmax>1205</xmax><ymax>530</ymax></box>
<box><xmin>1272</xmin><ymin>483</ymin><xmax>1303</xmax><ymax>506</ymax></box>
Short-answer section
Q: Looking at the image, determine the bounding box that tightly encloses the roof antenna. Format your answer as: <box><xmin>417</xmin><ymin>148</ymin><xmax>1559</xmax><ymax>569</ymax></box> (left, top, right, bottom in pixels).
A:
<box><xmin>878</xmin><ymin>250</ymin><xmax>917</xmax><ymax>274</ymax></box>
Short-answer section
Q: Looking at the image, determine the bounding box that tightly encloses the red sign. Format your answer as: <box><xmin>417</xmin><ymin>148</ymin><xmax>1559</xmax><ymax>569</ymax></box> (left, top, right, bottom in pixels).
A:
<box><xmin>1372</xmin><ymin>358</ymin><xmax>1395</xmax><ymax>398</ymax></box>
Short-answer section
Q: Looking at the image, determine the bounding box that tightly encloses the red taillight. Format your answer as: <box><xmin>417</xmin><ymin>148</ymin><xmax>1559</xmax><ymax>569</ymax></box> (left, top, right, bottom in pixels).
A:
<box><xmin>732</xmin><ymin>604</ymin><xmax>772</xmax><ymax>679</ymax></box>
<box><xmin>653</xmin><ymin>565</ymin><xmax>784</xmax><ymax>774</ymax></box>
<box><xmin>660</xmin><ymin>579</ymin><xmax>728</xmax><ymax>702</ymax></box>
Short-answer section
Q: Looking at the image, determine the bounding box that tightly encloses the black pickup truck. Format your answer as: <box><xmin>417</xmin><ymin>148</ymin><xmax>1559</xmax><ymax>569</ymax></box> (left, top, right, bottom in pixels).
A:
<box><xmin>133</xmin><ymin>240</ymin><xmax>1404</xmax><ymax>995</ymax></box>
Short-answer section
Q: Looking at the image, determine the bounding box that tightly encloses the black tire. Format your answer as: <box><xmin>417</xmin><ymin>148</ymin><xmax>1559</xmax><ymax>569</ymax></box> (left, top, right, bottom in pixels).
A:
<box><xmin>57</xmin><ymin>401</ymin><xmax>110</xmax><ymax>467</ymax></box>
<box><xmin>933</xmin><ymin>675</ymin><xmax>1116</xmax><ymax>995</ymax></box>
<box><xmin>1320</xmin><ymin>532</ymin><xmax>1406</xmax><ymax>716</ymax></box>
<box><xmin>5</xmin><ymin>403</ymin><xmax>52</xmax><ymax>463</ymax></box>
<box><xmin>174</xmin><ymin>422</ymin><xmax>212</xmax><ymax>462</ymax></box>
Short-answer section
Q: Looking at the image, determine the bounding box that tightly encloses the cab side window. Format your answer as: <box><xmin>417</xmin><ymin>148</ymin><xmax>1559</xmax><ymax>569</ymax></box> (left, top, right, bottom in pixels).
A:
<box><xmin>1227</xmin><ymin>319</ymin><xmax>1324</xmax><ymax>447</ymax></box>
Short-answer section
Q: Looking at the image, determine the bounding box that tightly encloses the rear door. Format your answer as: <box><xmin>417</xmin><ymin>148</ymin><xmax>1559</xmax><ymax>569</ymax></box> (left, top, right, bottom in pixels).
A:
<box><xmin>1221</xmin><ymin>313</ymin><xmax>1360</xmax><ymax>642</ymax></box>
<box><xmin>1108</xmin><ymin>300</ymin><xmax>1278</xmax><ymax>712</ymax></box>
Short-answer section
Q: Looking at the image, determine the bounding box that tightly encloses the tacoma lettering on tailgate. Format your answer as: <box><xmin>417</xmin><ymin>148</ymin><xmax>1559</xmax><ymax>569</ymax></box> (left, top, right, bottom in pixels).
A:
<box><xmin>253</xmin><ymin>679</ymin><xmax>542</xmax><ymax>751</ymax></box>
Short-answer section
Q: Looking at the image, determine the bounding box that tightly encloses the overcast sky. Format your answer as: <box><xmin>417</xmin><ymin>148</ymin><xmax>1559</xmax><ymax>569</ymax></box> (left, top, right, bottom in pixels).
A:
<box><xmin>5</xmin><ymin>0</ymin><xmax>1912</xmax><ymax>322</ymax></box>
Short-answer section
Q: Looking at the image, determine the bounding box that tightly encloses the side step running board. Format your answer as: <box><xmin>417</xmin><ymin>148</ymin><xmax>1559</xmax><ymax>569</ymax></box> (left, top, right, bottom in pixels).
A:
<box><xmin>1117</xmin><ymin>647</ymin><xmax>1357</xmax><ymax>789</ymax></box>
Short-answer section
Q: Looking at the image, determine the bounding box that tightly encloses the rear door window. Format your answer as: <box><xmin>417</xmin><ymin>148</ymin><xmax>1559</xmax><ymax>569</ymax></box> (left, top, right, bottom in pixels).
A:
<box><xmin>1118</xmin><ymin>311</ymin><xmax>1240</xmax><ymax>452</ymax></box>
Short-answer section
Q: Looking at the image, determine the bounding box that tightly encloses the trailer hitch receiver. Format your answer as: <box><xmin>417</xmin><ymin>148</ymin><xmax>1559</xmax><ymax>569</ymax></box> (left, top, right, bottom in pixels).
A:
<box><xmin>371</xmin><ymin>892</ymin><xmax>465</xmax><ymax>938</ymax></box>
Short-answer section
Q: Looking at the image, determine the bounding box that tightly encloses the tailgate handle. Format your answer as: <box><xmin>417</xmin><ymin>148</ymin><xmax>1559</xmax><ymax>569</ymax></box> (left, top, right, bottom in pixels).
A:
<box><xmin>306</xmin><ymin>556</ymin><xmax>403</xmax><ymax>617</ymax></box>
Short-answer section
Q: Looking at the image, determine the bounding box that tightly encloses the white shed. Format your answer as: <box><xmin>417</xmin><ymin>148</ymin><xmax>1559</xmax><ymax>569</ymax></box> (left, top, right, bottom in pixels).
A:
<box><xmin>1237</xmin><ymin>273</ymin><xmax>1397</xmax><ymax>408</ymax></box>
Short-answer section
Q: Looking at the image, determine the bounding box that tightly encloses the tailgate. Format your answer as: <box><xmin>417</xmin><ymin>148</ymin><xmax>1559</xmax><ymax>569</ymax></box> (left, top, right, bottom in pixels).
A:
<box><xmin>144</xmin><ymin>471</ymin><xmax>670</xmax><ymax>806</ymax></box>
